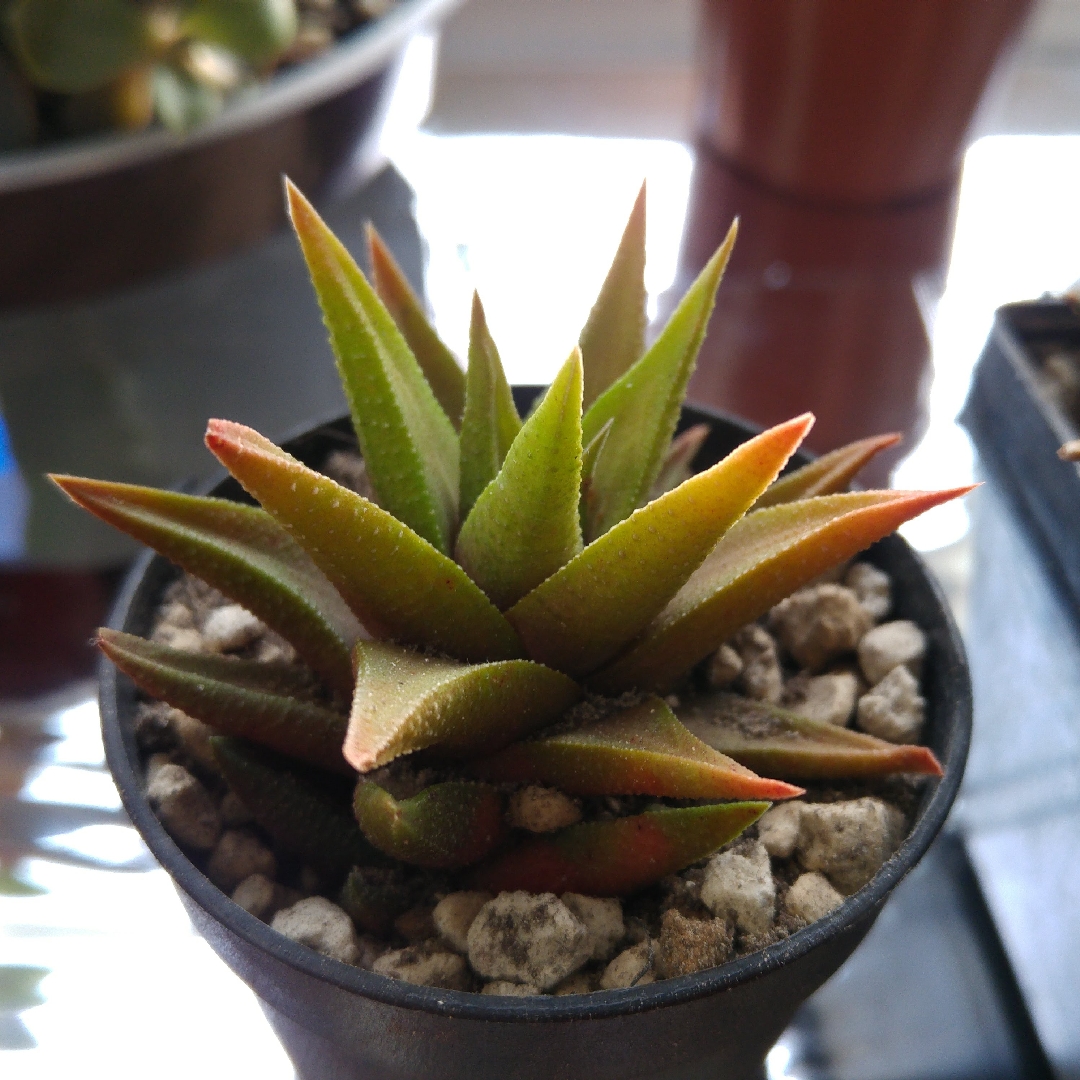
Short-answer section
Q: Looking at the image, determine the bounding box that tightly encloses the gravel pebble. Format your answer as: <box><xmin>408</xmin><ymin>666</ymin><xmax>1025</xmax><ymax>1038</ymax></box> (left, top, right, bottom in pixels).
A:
<box><xmin>700</xmin><ymin>841</ymin><xmax>775</xmax><ymax>937</ymax></box>
<box><xmin>857</xmin><ymin>620</ymin><xmax>926</xmax><ymax>685</ymax></box>
<box><xmin>554</xmin><ymin>970</ymin><xmax>601</xmax><ymax>995</ymax></box>
<box><xmin>857</xmin><ymin>665</ymin><xmax>926</xmax><ymax>743</ymax></box>
<box><xmin>756</xmin><ymin>801</ymin><xmax>803</xmax><ymax>858</ymax></box>
<box><xmin>170</xmin><ymin>709</ymin><xmax>217</xmax><ymax>772</ymax></box>
<box><xmin>272</xmin><ymin>897</ymin><xmax>361</xmax><ymax>964</ymax></box>
<box><xmin>784</xmin><ymin>671</ymin><xmax>859</xmax><ymax>726</ymax></box>
<box><xmin>561</xmin><ymin>893</ymin><xmax>624</xmax><ymax>962</ymax></box>
<box><xmin>206</xmin><ymin>829</ymin><xmax>277</xmax><ymax>893</ymax></box>
<box><xmin>147</xmin><ymin>763</ymin><xmax>221</xmax><ymax>851</ymax></box>
<box><xmin>706</xmin><ymin>644</ymin><xmax>743</xmax><ymax>689</ymax></box>
<box><xmin>507</xmin><ymin>786</ymin><xmax>582</xmax><ymax>832</ymax></box>
<box><xmin>202</xmin><ymin>604</ymin><xmax>266</xmax><ymax>652</ymax></box>
<box><xmin>600</xmin><ymin>941</ymin><xmax>655</xmax><ymax>989</ymax></box>
<box><xmin>770</xmin><ymin>584</ymin><xmax>873</xmax><ymax>671</ymax></box>
<box><xmin>433</xmin><ymin>891</ymin><xmax>493</xmax><ymax>954</ymax></box>
<box><xmin>733</xmin><ymin>625</ymin><xmax>783</xmax><ymax>703</ymax></box>
<box><xmin>655</xmin><ymin>910</ymin><xmax>733</xmax><ymax>978</ymax></box>
<box><xmin>232</xmin><ymin>873</ymin><xmax>277</xmax><ymax>919</ymax></box>
<box><xmin>373</xmin><ymin>940</ymin><xmax>471</xmax><ymax>990</ymax></box>
<box><xmin>784</xmin><ymin>872</ymin><xmax>844</xmax><ymax>922</ymax></box>
<box><xmin>798</xmin><ymin>798</ymin><xmax>906</xmax><ymax>894</ymax></box>
<box><xmin>845</xmin><ymin>563</ymin><xmax>892</xmax><ymax>622</ymax></box>
<box><xmin>481</xmin><ymin>980</ymin><xmax>542</xmax><ymax>996</ymax></box>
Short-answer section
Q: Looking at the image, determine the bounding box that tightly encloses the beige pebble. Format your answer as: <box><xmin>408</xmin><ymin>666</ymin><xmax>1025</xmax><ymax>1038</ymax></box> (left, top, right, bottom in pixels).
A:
<box><xmin>561</xmin><ymin>893</ymin><xmax>624</xmax><ymax>962</ymax></box>
<box><xmin>202</xmin><ymin>604</ymin><xmax>266</xmax><ymax>653</ymax></box>
<box><xmin>273</xmin><ymin>897</ymin><xmax>360</xmax><ymax>965</ymax></box>
<box><xmin>756</xmin><ymin>801</ymin><xmax>803</xmax><ymax>859</ymax></box>
<box><xmin>600</xmin><ymin>941</ymin><xmax>654</xmax><ymax>989</ymax></box>
<box><xmin>845</xmin><ymin>563</ymin><xmax>892</xmax><ymax>622</ymax></box>
<box><xmin>206</xmin><ymin>829</ymin><xmax>277</xmax><ymax>893</ymax></box>
<box><xmin>508</xmin><ymin>786</ymin><xmax>582</xmax><ymax>832</ymax></box>
<box><xmin>655</xmin><ymin>909</ymin><xmax>732</xmax><ymax>978</ymax></box>
<box><xmin>857</xmin><ymin>665</ymin><xmax>926</xmax><ymax>744</ymax></box>
<box><xmin>785</xmin><ymin>671</ymin><xmax>859</xmax><ymax>727</ymax></box>
<box><xmin>433</xmin><ymin>891</ymin><xmax>493</xmax><ymax>954</ymax></box>
<box><xmin>706</xmin><ymin>644</ymin><xmax>743</xmax><ymax>689</ymax></box>
<box><xmin>700</xmin><ymin>841</ymin><xmax>775</xmax><ymax>937</ymax></box>
<box><xmin>857</xmin><ymin>620</ymin><xmax>927</xmax><ymax>686</ymax></box>
<box><xmin>770</xmin><ymin>584</ymin><xmax>872</xmax><ymax>671</ymax></box>
<box><xmin>784</xmin><ymin>872</ymin><xmax>844</xmax><ymax>923</ymax></box>
<box><xmin>373</xmin><ymin>940</ymin><xmax>471</xmax><ymax>990</ymax></box>
<box><xmin>733</xmin><ymin>624</ymin><xmax>783</xmax><ymax>703</ymax></box>
<box><xmin>147</xmin><ymin>763</ymin><xmax>221</xmax><ymax>851</ymax></box>
<box><xmin>798</xmin><ymin>798</ymin><xmax>906</xmax><ymax>894</ymax></box>
<box><xmin>481</xmin><ymin>980</ymin><xmax>543</xmax><ymax>996</ymax></box>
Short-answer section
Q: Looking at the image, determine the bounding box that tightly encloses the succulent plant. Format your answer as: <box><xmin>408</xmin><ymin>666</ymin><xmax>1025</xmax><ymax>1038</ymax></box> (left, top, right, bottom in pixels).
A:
<box><xmin>53</xmin><ymin>181</ymin><xmax>968</xmax><ymax>903</ymax></box>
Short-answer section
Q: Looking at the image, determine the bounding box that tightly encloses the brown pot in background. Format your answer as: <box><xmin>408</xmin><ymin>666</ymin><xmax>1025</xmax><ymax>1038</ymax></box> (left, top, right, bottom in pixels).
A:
<box><xmin>680</xmin><ymin>0</ymin><xmax>1034</xmax><ymax>480</ymax></box>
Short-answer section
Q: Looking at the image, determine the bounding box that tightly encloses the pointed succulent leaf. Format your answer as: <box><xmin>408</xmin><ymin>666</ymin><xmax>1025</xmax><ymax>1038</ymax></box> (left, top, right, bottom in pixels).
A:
<box><xmin>754</xmin><ymin>433</ymin><xmax>902</xmax><ymax>510</ymax></box>
<box><xmin>346</xmin><ymin>640</ymin><xmax>580</xmax><ymax>771</ymax></box>
<box><xmin>50</xmin><ymin>475</ymin><xmax>360</xmax><ymax>696</ymax></box>
<box><xmin>679</xmin><ymin>693</ymin><xmax>943</xmax><ymax>778</ymax></box>
<box><xmin>366</xmin><ymin>224</ymin><xmax>466</xmax><ymax>428</ymax></box>
<box><xmin>648</xmin><ymin>423</ymin><xmax>711</xmax><ymax>501</ymax></box>
<box><xmin>340</xmin><ymin>866</ymin><xmax>419</xmax><ymax>935</ymax></box>
<box><xmin>456</xmin><ymin>351</ymin><xmax>584</xmax><ymax>610</ymax></box>
<box><xmin>97</xmin><ymin>629</ymin><xmax>350</xmax><ymax>775</ymax></box>
<box><xmin>8</xmin><ymin>0</ymin><xmax>151</xmax><ymax>94</ymax></box>
<box><xmin>353</xmin><ymin>781</ymin><xmax>506</xmax><ymax>869</ymax></box>
<box><xmin>580</xmin><ymin>221</ymin><xmax>737</xmax><ymax>540</ymax></box>
<box><xmin>507</xmin><ymin>414</ymin><xmax>813</xmax><ymax>677</ymax></box>
<box><xmin>458</xmin><ymin>292</ymin><xmax>522</xmax><ymax>517</ymax></box>
<box><xmin>593</xmin><ymin>487</ymin><xmax>974</xmax><ymax>693</ymax></box>
<box><xmin>287</xmin><ymin>182</ymin><xmax>458</xmax><ymax>552</ymax></box>
<box><xmin>579</xmin><ymin>182</ymin><xmax>647</xmax><ymax>409</ymax></box>
<box><xmin>204</xmin><ymin>420</ymin><xmax>523</xmax><ymax>663</ymax></box>
<box><xmin>471</xmin><ymin>801</ymin><xmax>768</xmax><ymax>896</ymax></box>
<box><xmin>472</xmin><ymin>695</ymin><xmax>803</xmax><ymax>801</ymax></box>
<box><xmin>211</xmin><ymin>737</ymin><xmax>382</xmax><ymax>878</ymax></box>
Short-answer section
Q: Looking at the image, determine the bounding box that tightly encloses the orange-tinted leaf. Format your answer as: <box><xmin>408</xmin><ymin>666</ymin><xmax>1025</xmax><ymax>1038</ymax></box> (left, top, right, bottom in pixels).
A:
<box><xmin>508</xmin><ymin>415</ymin><xmax>813</xmax><ymax>677</ymax></box>
<box><xmin>205</xmin><ymin>420</ymin><xmax>523</xmax><ymax>664</ymax></box>
<box><xmin>345</xmin><ymin>641</ymin><xmax>580</xmax><ymax>772</ymax></box>
<box><xmin>456</xmin><ymin>350</ymin><xmax>583</xmax><ymax>610</ymax></box>
<box><xmin>98</xmin><ymin>629</ymin><xmax>351</xmax><ymax>774</ymax></box>
<box><xmin>50</xmin><ymin>475</ymin><xmax>360</xmax><ymax>696</ymax></box>
<box><xmin>366</xmin><ymin>224</ymin><xmax>466</xmax><ymax>428</ymax></box>
<box><xmin>472</xmin><ymin>695</ymin><xmax>802</xmax><ymax>800</ymax></box>
<box><xmin>754</xmin><ymin>433</ymin><xmax>901</xmax><ymax>510</ymax></box>
<box><xmin>579</xmin><ymin>182</ymin><xmax>646</xmax><ymax>410</ymax></box>
<box><xmin>471</xmin><ymin>802</ymin><xmax>768</xmax><ymax>896</ymax></box>
<box><xmin>211</xmin><ymin>737</ymin><xmax>379</xmax><ymax>878</ymax></box>
<box><xmin>678</xmin><ymin>693</ymin><xmax>943</xmax><ymax>778</ymax></box>
<box><xmin>353</xmin><ymin>781</ymin><xmax>506</xmax><ymax>869</ymax></box>
<box><xmin>648</xmin><ymin>423</ymin><xmax>711</xmax><ymax>501</ymax></box>
<box><xmin>593</xmin><ymin>487</ymin><xmax>974</xmax><ymax>693</ymax></box>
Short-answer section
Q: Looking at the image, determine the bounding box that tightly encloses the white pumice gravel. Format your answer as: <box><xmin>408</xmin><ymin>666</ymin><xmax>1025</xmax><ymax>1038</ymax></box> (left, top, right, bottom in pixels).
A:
<box><xmin>655</xmin><ymin>910</ymin><xmax>733</xmax><ymax>977</ymax></box>
<box><xmin>784</xmin><ymin>671</ymin><xmax>859</xmax><ymax>726</ymax></box>
<box><xmin>152</xmin><ymin>625</ymin><xmax>205</xmax><ymax>652</ymax></box>
<box><xmin>433</xmin><ymin>891</ymin><xmax>493</xmax><ymax>954</ymax></box>
<box><xmin>756</xmin><ymin>801</ymin><xmax>804</xmax><ymax>859</ymax></box>
<box><xmin>561</xmin><ymin>894</ymin><xmax>625</xmax><ymax>962</ymax></box>
<box><xmin>273</xmin><ymin>897</ymin><xmax>361</xmax><ymax>965</ymax></box>
<box><xmin>201</xmin><ymin>604</ymin><xmax>266</xmax><ymax>653</ymax></box>
<box><xmin>466</xmin><ymin>892</ymin><xmax>591</xmax><ymax>990</ymax></box>
<box><xmin>700</xmin><ymin>842</ymin><xmax>776</xmax><ymax>937</ymax></box>
<box><xmin>857</xmin><ymin>620</ymin><xmax>926</xmax><ymax>686</ymax></box>
<box><xmin>784</xmin><ymin>872</ymin><xmax>844</xmax><ymax>922</ymax></box>
<box><xmin>206</xmin><ymin>829</ymin><xmax>278</xmax><ymax>893</ymax></box>
<box><xmin>372</xmin><ymin>940</ymin><xmax>471</xmax><ymax>990</ymax></box>
<box><xmin>770</xmin><ymin>584</ymin><xmax>873</xmax><ymax>671</ymax></box>
<box><xmin>600</xmin><ymin>941</ymin><xmax>654</xmax><ymax>989</ymax></box>
<box><xmin>169</xmin><ymin>708</ymin><xmax>217</xmax><ymax>772</ymax></box>
<box><xmin>856</xmin><ymin>665</ymin><xmax>926</xmax><ymax>744</ymax></box>
<box><xmin>797</xmin><ymin>798</ymin><xmax>906</xmax><ymax>894</ymax></box>
<box><xmin>733</xmin><ymin>624</ymin><xmax>783</xmax><ymax>703</ymax></box>
<box><xmin>554</xmin><ymin>970</ymin><xmax>601</xmax><ymax>995</ymax></box>
<box><xmin>147</xmin><ymin>763</ymin><xmax>221</xmax><ymax>851</ymax></box>
<box><xmin>232</xmin><ymin>873</ymin><xmax>277</xmax><ymax>919</ymax></box>
<box><xmin>706</xmin><ymin>643</ymin><xmax>744</xmax><ymax>689</ymax></box>
<box><xmin>507</xmin><ymin>786</ymin><xmax>582</xmax><ymax>832</ymax></box>
<box><xmin>844</xmin><ymin>562</ymin><xmax>892</xmax><ymax>622</ymax></box>
<box><xmin>481</xmin><ymin>980</ymin><xmax>542</xmax><ymax>996</ymax></box>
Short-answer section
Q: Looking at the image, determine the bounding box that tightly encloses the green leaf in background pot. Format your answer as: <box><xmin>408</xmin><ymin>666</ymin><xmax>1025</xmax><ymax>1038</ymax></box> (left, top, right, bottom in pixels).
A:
<box><xmin>456</xmin><ymin>350</ymin><xmax>582</xmax><ymax>610</ymax></box>
<box><xmin>152</xmin><ymin>62</ymin><xmax>223</xmax><ymax>133</ymax></box>
<box><xmin>580</xmin><ymin>219</ymin><xmax>737</xmax><ymax>541</ymax></box>
<box><xmin>457</xmin><ymin>292</ymin><xmax>521</xmax><ymax>518</ymax></box>
<box><xmin>346</xmin><ymin>640</ymin><xmax>580</xmax><ymax>771</ymax></box>
<box><xmin>353</xmin><ymin>781</ymin><xmax>507</xmax><ymax>869</ymax></box>
<box><xmin>288</xmin><ymin>182</ymin><xmax>459</xmax><ymax>553</ymax></box>
<box><xmin>8</xmin><ymin>0</ymin><xmax>150</xmax><ymax>94</ymax></box>
<box><xmin>579</xmin><ymin>181</ymin><xmax>646</xmax><ymax>410</ymax></box>
<box><xmin>183</xmin><ymin>0</ymin><xmax>298</xmax><ymax>66</ymax></box>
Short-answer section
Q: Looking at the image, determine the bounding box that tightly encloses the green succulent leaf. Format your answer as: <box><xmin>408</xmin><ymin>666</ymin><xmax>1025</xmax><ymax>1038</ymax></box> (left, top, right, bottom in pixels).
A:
<box><xmin>287</xmin><ymin>181</ymin><xmax>459</xmax><ymax>553</ymax></box>
<box><xmin>592</xmin><ymin>486</ymin><xmax>973</xmax><ymax>693</ymax></box>
<box><xmin>367</xmin><ymin>224</ymin><xmax>466</xmax><ymax>429</ymax></box>
<box><xmin>456</xmin><ymin>350</ymin><xmax>583</xmax><ymax>610</ymax></box>
<box><xmin>648</xmin><ymin>423</ymin><xmax>711</xmax><ymax>501</ymax></box>
<box><xmin>97</xmin><ymin>629</ymin><xmax>350</xmax><ymax>775</ymax></box>
<box><xmin>345</xmin><ymin>640</ymin><xmax>580</xmax><ymax>771</ymax></box>
<box><xmin>471</xmin><ymin>801</ymin><xmax>768</xmax><ymax>897</ymax></box>
<box><xmin>50</xmin><ymin>475</ymin><xmax>360</xmax><ymax>697</ymax></box>
<box><xmin>8</xmin><ymin>0</ymin><xmax>151</xmax><ymax>94</ymax></box>
<box><xmin>182</xmin><ymin>0</ymin><xmax>298</xmax><ymax>66</ymax></box>
<box><xmin>457</xmin><ymin>292</ymin><xmax>522</xmax><ymax>518</ymax></box>
<box><xmin>580</xmin><ymin>220</ymin><xmax>737</xmax><ymax>541</ymax></box>
<box><xmin>353</xmin><ymin>781</ymin><xmax>506</xmax><ymax>869</ymax></box>
<box><xmin>578</xmin><ymin>417</ymin><xmax>613</xmax><ymax>536</ymax></box>
<box><xmin>472</xmin><ymin>695</ymin><xmax>803</xmax><ymax>801</ymax></box>
<box><xmin>579</xmin><ymin>182</ymin><xmax>646</xmax><ymax>410</ymax></box>
<box><xmin>679</xmin><ymin>693</ymin><xmax>943</xmax><ymax>778</ymax></box>
<box><xmin>211</xmin><ymin>737</ymin><xmax>382</xmax><ymax>878</ymax></box>
<box><xmin>507</xmin><ymin>414</ymin><xmax>813</xmax><ymax>678</ymax></box>
<box><xmin>339</xmin><ymin>866</ymin><xmax>419</xmax><ymax>935</ymax></box>
<box><xmin>152</xmin><ymin>61</ymin><xmax>223</xmax><ymax>133</ymax></box>
<box><xmin>204</xmin><ymin>420</ymin><xmax>523</xmax><ymax>664</ymax></box>
<box><xmin>754</xmin><ymin>432</ymin><xmax>902</xmax><ymax>510</ymax></box>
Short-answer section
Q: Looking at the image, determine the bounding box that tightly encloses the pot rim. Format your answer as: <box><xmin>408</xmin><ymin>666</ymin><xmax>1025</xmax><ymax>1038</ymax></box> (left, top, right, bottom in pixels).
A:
<box><xmin>99</xmin><ymin>399</ymin><xmax>971</xmax><ymax>1023</ymax></box>
<box><xmin>0</xmin><ymin>0</ymin><xmax>461</xmax><ymax>196</ymax></box>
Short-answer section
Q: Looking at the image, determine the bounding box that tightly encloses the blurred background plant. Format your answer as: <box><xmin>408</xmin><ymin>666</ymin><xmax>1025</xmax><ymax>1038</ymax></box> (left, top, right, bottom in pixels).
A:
<box><xmin>0</xmin><ymin>0</ymin><xmax>398</xmax><ymax>145</ymax></box>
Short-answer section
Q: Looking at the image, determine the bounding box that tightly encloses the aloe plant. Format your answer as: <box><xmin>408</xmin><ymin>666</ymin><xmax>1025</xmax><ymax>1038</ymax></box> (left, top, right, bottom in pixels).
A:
<box><xmin>54</xmin><ymin>181</ymin><xmax>969</xmax><ymax>898</ymax></box>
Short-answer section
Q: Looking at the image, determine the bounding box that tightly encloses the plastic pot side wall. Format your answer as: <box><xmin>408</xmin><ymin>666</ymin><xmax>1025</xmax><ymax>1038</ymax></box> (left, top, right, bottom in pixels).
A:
<box><xmin>99</xmin><ymin>399</ymin><xmax>971</xmax><ymax>1080</ymax></box>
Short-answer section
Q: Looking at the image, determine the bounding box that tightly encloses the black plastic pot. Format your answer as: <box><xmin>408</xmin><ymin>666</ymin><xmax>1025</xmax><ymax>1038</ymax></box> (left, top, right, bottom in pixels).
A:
<box><xmin>99</xmin><ymin>397</ymin><xmax>971</xmax><ymax>1080</ymax></box>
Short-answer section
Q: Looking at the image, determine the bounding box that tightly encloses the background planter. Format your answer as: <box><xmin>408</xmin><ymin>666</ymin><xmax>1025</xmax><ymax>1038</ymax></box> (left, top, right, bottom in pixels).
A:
<box><xmin>100</xmin><ymin>398</ymin><xmax>971</xmax><ymax>1080</ymax></box>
